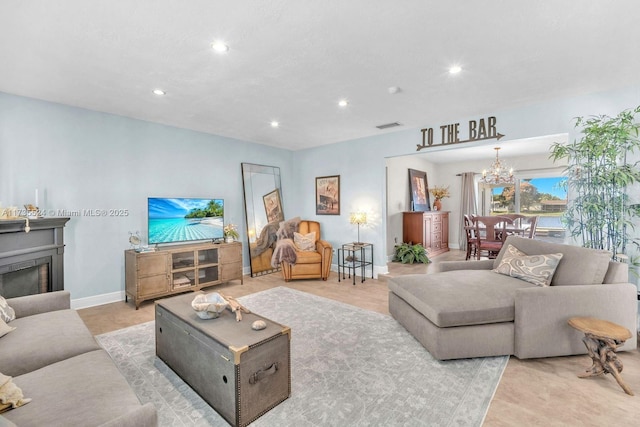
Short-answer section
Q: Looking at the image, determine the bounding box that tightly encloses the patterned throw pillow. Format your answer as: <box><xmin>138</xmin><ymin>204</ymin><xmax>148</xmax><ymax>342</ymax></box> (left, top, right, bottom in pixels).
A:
<box><xmin>493</xmin><ymin>244</ymin><xmax>564</xmax><ymax>287</ymax></box>
<box><xmin>0</xmin><ymin>318</ymin><xmax>15</xmax><ymax>338</ymax></box>
<box><xmin>294</xmin><ymin>231</ymin><xmax>316</xmax><ymax>251</ymax></box>
<box><xmin>0</xmin><ymin>296</ymin><xmax>15</xmax><ymax>323</ymax></box>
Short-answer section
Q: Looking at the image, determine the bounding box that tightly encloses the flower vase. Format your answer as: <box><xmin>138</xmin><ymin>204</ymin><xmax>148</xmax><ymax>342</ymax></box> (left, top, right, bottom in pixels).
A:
<box><xmin>433</xmin><ymin>199</ymin><xmax>442</xmax><ymax>211</ymax></box>
<box><xmin>225</xmin><ymin>236</ymin><xmax>234</xmax><ymax>243</ymax></box>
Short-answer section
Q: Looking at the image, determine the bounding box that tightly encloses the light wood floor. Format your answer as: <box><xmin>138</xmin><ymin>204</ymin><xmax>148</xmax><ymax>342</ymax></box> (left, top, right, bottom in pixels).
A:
<box><xmin>78</xmin><ymin>251</ymin><xmax>640</xmax><ymax>426</ymax></box>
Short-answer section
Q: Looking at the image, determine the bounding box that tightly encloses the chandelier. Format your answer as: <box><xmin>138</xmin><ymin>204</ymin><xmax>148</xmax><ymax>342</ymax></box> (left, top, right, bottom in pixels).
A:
<box><xmin>481</xmin><ymin>147</ymin><xmax>514</xmax><ymax>185</ymax></box>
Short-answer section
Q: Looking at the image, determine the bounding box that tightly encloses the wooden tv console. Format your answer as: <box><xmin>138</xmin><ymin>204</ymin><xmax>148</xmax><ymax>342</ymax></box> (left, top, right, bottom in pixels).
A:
<box><xmin>125</xmin><ymin>241</ymin><xmax>242</xmax><ymax>309</ymax></box>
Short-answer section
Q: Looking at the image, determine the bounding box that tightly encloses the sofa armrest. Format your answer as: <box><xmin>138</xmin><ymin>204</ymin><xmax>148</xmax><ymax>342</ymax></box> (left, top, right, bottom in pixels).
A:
<box><xmin>316</xmin><ymin>239</ymin><xmax>332</xmax><ymax>252</ymax></box>
<box><xmin>7</xmin><ymin>291</ymin><xmax>71</xmax><ymax>319</ymax></box>
<box><xmin>98</xmin><ymin>403</ymin><xmax>158</xmax><ymax>427</ymax></box>
<box><xmin>514</xmin><ymin>283</ymin><xmax>638</xmax><ymax>359</ymax></box>
<box><xmin>438</xmin><ymin>259</ymin><xmax>494</xmax><ymax>272</ymax></box>
<box><xmin>317</xmin><ymin>239</ymin><xmax>333</xmax><ymax>279</ymax></box>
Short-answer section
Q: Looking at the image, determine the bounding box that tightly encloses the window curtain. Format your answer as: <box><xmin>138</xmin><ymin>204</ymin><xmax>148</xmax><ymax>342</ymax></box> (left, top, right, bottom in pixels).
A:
<box><xmin>459</xmin><ymin>172</ymin><xmax>478</xmax><ymax>250</ymax></box>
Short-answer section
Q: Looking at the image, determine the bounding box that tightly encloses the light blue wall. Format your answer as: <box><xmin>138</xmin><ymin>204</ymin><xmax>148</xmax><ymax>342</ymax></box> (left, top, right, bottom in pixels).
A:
<box><xmin>2</xmin><ymin>84</ymin><xmax>639</xmax><ymax>304</ymax></box>
<box><xmin>292</xmin><ymin>84</ymin><xmax>640</xmax><ymax>270</ymax></box>
<box><xmin>0</xmin><ymin>92</ymin><xmax>293</xmax><ymax>302</ymax></box>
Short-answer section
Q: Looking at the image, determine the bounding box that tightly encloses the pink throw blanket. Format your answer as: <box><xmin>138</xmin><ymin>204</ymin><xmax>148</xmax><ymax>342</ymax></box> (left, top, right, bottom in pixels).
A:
<box><xmin>271</xmin><ymin>238</ymin><xmax>298</xmax><ymax>268</ymax></box>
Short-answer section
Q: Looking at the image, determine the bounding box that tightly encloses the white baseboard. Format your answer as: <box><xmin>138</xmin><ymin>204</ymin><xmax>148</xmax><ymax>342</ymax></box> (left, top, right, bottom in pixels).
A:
<box><xmin>71</xmin><ymin>291</ymin><xmax>125</xmax><ymax>310</ymax></box>
<box><xmin>331</xmin><ymin>264</ymin><xmax>388</xmax><ymax>279</ymax></box>
<box><xmin>72</xmin><ymin>263</ymin><xmax>391</xmax><ymax>310</ymax></box>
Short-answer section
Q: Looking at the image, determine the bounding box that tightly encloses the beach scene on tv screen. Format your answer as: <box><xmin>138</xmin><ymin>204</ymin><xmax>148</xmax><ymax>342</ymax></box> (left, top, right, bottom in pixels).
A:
<box><xmin>148</xmin><ymin>198</ymin><xmax>224</xmax><ymax>244</ymax></box>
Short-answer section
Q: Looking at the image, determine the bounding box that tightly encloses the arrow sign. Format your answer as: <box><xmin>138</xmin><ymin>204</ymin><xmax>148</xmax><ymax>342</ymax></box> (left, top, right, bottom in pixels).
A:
<box><xmin>416</xmin><ymin>133</ymin><xmax>505</xmax><ymax>151</ymax></box>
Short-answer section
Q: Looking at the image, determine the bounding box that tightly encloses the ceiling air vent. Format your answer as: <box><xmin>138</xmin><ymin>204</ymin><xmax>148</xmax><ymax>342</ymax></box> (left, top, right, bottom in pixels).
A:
<box><xmin>376</xmin><ymin>122</ymin><xmax>402</xmax><ymax>130</ymax></box>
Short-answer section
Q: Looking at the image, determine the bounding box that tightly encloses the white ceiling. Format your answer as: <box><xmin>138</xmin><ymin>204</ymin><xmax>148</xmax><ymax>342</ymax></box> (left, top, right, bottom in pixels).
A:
<box><xmin>1</xmin><ymin>1</ymin><xmax>639</xmax><ymax>151</ymax></box>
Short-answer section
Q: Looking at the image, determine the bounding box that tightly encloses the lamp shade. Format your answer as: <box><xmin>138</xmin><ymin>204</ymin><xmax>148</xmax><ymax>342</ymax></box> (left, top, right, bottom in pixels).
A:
<box><xmin>349</xmin><ymin>212</ymin><xmax>367</xmax><ymax>225</ymax></box>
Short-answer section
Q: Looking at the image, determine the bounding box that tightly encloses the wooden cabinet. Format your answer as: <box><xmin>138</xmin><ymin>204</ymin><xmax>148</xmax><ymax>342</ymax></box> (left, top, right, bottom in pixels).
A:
<box><xmin>125</xmin><ymin>241</ymin><xmax>243</xmax><ymax>309</ymax></box>
<box><xmin>402</xmin><ymin>211</ymin><xmax>449</xmax><ymax>257</ymax></box>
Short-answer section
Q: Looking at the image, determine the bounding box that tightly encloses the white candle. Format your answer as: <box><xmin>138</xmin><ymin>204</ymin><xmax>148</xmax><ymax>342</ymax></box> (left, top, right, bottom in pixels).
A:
<box><xmin>35</xmin><ymin>189</ymin><xmax>38</xmax><ymax>207</ymax></box>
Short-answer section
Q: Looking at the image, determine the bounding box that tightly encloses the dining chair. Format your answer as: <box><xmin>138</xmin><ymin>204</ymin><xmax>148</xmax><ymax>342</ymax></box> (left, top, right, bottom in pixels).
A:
<box><xmin>473</xmin><ymin>216</ymin><xmax>514</xmax><ymax>259</ymax></box>
<box><xmin>523</xmin><ymin>215</ymin><xmax>539</xmax><ymax>238</ymax></box>
<box><xmin>463</xmin><ymin>214</ymin><xmax>477</xmax><ymax>260</ymax></box>
<box><xmin>500</xmin><ymin>213</ymin><xmax>527</xmax><ymax>229</ymax></box>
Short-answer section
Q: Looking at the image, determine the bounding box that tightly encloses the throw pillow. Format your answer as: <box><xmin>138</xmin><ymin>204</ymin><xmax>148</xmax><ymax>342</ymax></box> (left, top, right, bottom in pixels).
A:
<box><xmin>0</xmin><ymin>319</ymin><xmax>15</xmax><ymax>339</ymax></box>
<box><xmin>276</xmin><ymin>217</ymin><xmax>301</xmax><ymax>240</ymax></box>
<box><xmin>0</xmin><ymin>372</ymin><xmax>31</xmax><ymax>413</ymax></box>
<box><xmin>0</xmin><ymin>297</ymin><xmax>15</xmax><ymax>323</ymax></box>
<box><xmin>493</xmin><ymin>244</ymin><xmax>564</xmax><ymax>287</ymax></box>
<box><xmin>294</xmin><ymin>231</ymin><xmax>316</xmax><ymax>251</ymax></box>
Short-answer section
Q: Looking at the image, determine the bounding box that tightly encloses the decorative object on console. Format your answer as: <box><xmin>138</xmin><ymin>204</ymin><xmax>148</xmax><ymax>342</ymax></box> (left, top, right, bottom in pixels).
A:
<box><xmin>128</xmin><ymin>231</ymin><xmax>142</xmax><ymax>251</ymax></box>
<box><xmin>24</xmin><ymin>204</ymin><xmax>39</xmax><ymax>218</ymax></box>
<box><xmin>429</xmin><ymin>185</ymin><xmax>450</xmax><ymax>211</ymax></box>
<box><xmin>223</xmin><ymin>223</ymin><xmax>239</xmax><ymax>243</ymax></box>
<box><xmin>481</xmin><ymin>147</ymin><xmax>514</xmax><ymax>185</ymax></box>
<box><xmin>315</xmin><ymin>175</ymin><xmax>340</xmax><ymax>215</ymax></box>
<box><xmin>408</xmin><ymin>168</ymin><xmax>431</xmax><ymax>211</ymax></box>
<box><xmin>349</xmin><ymin>212</ymin><xmax>367</xmax><ymax>244</ymax></box>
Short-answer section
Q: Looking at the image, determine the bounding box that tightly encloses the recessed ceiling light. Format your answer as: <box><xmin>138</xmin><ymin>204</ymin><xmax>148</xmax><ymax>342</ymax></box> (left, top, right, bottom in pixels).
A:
<box><xmin>211</xmin><ymin>40</ymin><xmax>229</xmax><ymax>53</ymax></box>
<box><xmin>270</xmin><ymin>121</ymin><xmax>279</xmax><ymax>128</ymax></box>
<box><xmin>338</xmin><ymin>99</ymin><xmax>348</xmax><ymax>107</ymax></box>
<box><xmin>449</xmin><ymin>65</ymin><xmax>462</xmax><ymax>74</ymax></box>
<box><xmin>152</xmin><ymin>89</ymin><xmax>166</xmax><ymax>96</ymax></box>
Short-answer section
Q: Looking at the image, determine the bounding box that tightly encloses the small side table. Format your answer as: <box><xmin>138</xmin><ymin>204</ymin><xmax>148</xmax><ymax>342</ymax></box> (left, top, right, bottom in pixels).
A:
<box><xmin>568</xmin><ymin>316</ymin><xmax>633</xmax><ymax>396</ymax></box>
<box><xmin>338</xmin><ymin>243</ymin><xmax>373</xmax><ymax>285</ymax></box>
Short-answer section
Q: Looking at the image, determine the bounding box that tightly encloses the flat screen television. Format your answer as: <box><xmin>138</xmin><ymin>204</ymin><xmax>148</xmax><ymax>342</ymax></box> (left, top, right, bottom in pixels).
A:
<box><xmin>148</xmin><ymin>197</ymin><xmax>224</xmax><ymax>245</ymax></box>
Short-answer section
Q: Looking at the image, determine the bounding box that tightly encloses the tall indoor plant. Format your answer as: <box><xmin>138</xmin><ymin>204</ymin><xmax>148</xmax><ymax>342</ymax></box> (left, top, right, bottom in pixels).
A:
<box><xmin>550</xmin><ymin>106</ymin><xmax>640</xmax><ymax>261</ymax></box>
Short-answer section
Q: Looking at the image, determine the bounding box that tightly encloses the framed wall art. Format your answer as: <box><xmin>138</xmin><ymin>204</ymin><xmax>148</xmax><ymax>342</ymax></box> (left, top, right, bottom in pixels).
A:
<box><xmin>408</xmin><ymin>168</ymin><xmax>431</xmax><ymax>211</ymax></box>
<box><xmin>315</xmin><ymin>175</ymin><xmax>340</xmax><ymax>215</ymax></box>
<box><xmin>263</xmin><ymin>188</ymin><xmax>284</xmax><ymax>223</ymax></box>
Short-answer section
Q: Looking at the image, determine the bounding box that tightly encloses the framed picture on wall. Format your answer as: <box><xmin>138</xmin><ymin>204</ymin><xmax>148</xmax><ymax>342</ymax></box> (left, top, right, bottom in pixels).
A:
<box><xmin>408</xmin><ymin>168</ymin><xmax>431</xmax><ymax>211</ymax></box>
<box><xmin>315</xmin><ymin>175</ymin><xmax>340</xmax><ymax>215</ymax></box>
<box><xmin>263</xmin><ymin>189</ymin><xmax>284</xmax><ymax>223</ymax></box>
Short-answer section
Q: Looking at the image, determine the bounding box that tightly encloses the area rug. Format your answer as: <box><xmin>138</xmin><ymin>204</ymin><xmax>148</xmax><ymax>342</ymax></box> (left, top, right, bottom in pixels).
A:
<box><xmin>96</xmin><ymin>287</ymin><xmax>507</xmax><ymax>426</ymax></box>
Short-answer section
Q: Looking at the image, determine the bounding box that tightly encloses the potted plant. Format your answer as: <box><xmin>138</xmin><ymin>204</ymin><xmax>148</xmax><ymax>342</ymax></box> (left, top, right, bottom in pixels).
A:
<box><xmin>429</xmin><ymin>185</ymin><xmax>450</xmax><ymax>211</ymax></box>
<box><xmin>392</xmin><ymin>242</ymin><xmax>431</xmax><ymax>264</ymax></box>
<box><xmin>550</xmin><ymin>106</ymin><xmax>640</xmax><ymax>262</ymax></box>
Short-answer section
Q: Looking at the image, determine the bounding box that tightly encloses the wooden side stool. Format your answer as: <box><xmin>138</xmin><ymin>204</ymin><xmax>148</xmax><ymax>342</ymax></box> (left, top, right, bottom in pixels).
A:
<box><xmin>568</xmin><ymin>316</ymin><xmax>634</xmax><ymax>396</ymax></box>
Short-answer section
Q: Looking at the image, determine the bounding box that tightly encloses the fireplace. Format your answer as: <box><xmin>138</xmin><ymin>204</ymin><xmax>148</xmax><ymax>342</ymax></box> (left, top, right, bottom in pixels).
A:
<box><xmin>0</xmin><ymin>217</ymin><xmax>70</xmax><ymax>298</ymax></box>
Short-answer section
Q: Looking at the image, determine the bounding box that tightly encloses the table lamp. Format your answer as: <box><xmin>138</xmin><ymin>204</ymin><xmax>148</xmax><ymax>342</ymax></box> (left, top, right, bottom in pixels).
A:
<box><xmin>349</xmin><ymin>212</ymin><xmax>367</xmax><ymax>244</ymax></box>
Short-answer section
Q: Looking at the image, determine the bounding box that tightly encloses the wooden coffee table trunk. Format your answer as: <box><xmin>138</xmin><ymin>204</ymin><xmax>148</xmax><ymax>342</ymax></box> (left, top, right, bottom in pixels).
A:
<box><xmin>155</xmin><ymin>292</ymin><xmax>291</xmax><ymax>427</ymax></box>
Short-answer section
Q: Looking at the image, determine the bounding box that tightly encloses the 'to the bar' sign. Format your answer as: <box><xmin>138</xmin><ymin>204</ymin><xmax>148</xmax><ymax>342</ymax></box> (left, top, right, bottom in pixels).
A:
<box><xmin>417</xmin><ymin>116</ymin><xmax>505</xmax><ymax>151</ymax></box>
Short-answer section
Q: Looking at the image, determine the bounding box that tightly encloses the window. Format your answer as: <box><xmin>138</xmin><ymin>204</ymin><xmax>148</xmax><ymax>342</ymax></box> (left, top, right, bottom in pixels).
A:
<box><xmin>482</xmin><ymin>174</ymin><xmax>567</xmax><ymax>243</ymax></box>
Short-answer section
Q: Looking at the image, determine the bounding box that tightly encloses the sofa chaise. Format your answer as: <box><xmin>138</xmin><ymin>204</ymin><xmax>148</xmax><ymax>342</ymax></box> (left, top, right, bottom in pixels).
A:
<box><xmin>388</xmin><ymin>236</ymin><xmax>638</xmax><ymax>360</ymax></box>
<box><xmin>0</xmin><ymin>291</ymin><xmax>157</xmax><ymax>426</ymax></box>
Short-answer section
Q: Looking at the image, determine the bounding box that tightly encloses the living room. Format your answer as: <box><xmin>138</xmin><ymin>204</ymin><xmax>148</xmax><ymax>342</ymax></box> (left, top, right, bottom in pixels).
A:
<box><xmin>2</xmin><ymin>2</ymin><xmax>640</xmax><ymax>426</ymax></box>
